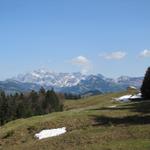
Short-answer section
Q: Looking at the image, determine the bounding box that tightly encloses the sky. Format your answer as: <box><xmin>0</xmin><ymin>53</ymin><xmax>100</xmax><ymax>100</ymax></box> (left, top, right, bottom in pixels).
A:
<box><xmin>0</xmin><ymin>0</ymin><xmax>150</xmax><ymax>80</ymax></box>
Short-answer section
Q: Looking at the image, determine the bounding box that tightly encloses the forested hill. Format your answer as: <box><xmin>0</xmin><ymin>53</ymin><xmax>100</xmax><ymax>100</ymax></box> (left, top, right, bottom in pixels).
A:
<box><xmin>0</xmin><ymin>88</ymin><xmax>63</xmax><ymax>126</ymax></box>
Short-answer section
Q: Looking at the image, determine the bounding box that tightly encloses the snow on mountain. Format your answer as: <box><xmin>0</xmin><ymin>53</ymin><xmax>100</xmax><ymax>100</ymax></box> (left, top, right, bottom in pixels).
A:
<box><xmin>12</xmin><ymin>69</ymin><xmax>86</xmax><ymax>87</ymax></box>
<box><xmin>5</xmin><ymin>69</ymin><xmax>143</xmax><ymax>94</ymax></box>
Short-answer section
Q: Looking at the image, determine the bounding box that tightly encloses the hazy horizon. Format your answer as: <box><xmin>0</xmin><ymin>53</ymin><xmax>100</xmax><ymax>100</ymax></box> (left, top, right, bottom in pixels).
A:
<box><xmin>0</xmin><ymin>0</ymin><xmax>150</xmax><ymax>80</ymax></box>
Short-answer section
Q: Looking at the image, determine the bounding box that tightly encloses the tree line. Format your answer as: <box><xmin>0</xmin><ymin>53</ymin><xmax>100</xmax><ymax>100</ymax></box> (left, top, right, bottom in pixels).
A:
<box><xmin>0</xmin><ymin>88</ymin><xmax>64</xmax><ymax>126</ymax></box>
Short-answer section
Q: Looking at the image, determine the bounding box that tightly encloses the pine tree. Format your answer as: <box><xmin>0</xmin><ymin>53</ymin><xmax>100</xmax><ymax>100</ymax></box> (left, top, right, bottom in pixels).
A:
<box><xmin>43</xmin><ymin>90</ymin><xmax>52</xmax><ymax>113</ymax></box>
<box><xmin>16</xmin><ymin>93</ymin><xmax>26</xmax><ymax>118</ymax></box>
<box><xmin>39</xmin><ymin>87</ymin><xmax>45</xmax><ymax>94</ymax></box>
<box><xmin>0</xmin><ymin>91</ymin><xmax>9</xmax><ymax>125</ymax></box>
<box><xmin>141</xmin><ymin>67</ymin><xmax>150</xmax><ymax>99</ymax></box>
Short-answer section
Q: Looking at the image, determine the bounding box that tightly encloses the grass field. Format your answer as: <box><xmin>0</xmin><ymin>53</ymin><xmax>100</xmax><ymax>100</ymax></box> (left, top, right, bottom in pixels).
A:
<box><xmin>0</xmin><ymin>90</ymin><xmax>150</xmax><ymax>150</ymax></box>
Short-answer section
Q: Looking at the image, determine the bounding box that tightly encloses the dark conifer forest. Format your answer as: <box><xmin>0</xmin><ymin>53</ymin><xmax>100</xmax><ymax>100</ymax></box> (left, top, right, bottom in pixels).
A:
<box><xmin>0</xmin><ymin>88</ymin><xmax>64</xmax><ymax>125</ymax></box>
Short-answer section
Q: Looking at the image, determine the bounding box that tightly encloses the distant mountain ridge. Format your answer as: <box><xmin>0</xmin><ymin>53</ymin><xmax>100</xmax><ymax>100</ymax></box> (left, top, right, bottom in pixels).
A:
<box><xmin>12</xmin><ymin>69</ymin><xmax>86</xmax><ymax>87</ymax></box>
<box><xmin>0</xmin><ymin>80</ymin><xmax>41</xmax><ymax>94</ymax></box>
<box><xmin>0</xmin><ymin>69</ymin><xmax>143</xmax><ymax>94</ymax></box>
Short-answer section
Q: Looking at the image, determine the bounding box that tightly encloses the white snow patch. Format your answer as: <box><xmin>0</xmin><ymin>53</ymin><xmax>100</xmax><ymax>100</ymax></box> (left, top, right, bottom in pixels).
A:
<box><xmin>115</xmin><ymin>95</ymin><xmax>132</xmax><ymax>102</ymax></box>
<box><xmin>35</xmin><ymin>127</ymin><xmax>67</xmax><ymax>140</ymax></box>
<box><xmin>31</xmin><ymin>72</ymin><xmax>41</xmax><ymax>78</ymax></box>
<box><xmin>130</xmin><ymin>93</ymin><xmax>142</xmax><ymax>99</ymax></box>
<box><xmin>115</xmin><ymin>93</ymin><xmax>142</xmax><ymax>102</ymax></box>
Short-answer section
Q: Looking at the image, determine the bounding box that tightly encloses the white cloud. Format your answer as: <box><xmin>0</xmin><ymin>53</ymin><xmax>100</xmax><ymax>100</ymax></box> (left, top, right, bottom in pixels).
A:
<box><xmin>71</xmin><ymin>56</ymin><xmax>89</xmax><ymax>65</ymax></box>
<box><xmin>140</xmin><ymin>49</ymin><xmax>150</xmax><ymax>58</ymax></box>
<box><xmin>71</xmin><ymin>56</ymin><xmax>92</xmax><ymax>74</ymax></box>
<box><xmin>100</xmin><ymin>51</ymin><xmax>126</xmax><ymax>60</ymax></box>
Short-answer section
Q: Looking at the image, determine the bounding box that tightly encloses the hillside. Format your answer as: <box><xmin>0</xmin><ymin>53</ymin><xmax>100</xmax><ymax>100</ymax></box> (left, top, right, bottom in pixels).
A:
<box><xmin>1</xmin><ymin>90</ymin><xmax>150</xmax><ymax>150</ymax></box>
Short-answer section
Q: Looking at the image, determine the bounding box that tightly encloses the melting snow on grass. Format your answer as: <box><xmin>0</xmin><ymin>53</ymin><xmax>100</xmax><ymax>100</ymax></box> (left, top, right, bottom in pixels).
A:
<box><xmin>130</xmin><ymin>93</ymin><xmax>142</xmax><ymax>99</ymax></box>
<box><xmin>116</xmin><ymin>95</ymin><xmax>132</xmax><ymax>102</ymax></box>
<box><xmin>35</xmin><ymin>127</ymin><xmax>67</xmax><ymax>140</ymax></box>
<box><xmin>115</xmin><ymin>93</ymin><xmax>142</xmax><ymax>102</ymax></box>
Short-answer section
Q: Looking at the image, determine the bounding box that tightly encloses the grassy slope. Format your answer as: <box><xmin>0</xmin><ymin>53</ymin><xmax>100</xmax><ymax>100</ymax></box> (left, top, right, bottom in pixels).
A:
<box><xmin>0</xmin><ymin>90</ymin><xmax>150</xmax><ymax>150</ymax></box>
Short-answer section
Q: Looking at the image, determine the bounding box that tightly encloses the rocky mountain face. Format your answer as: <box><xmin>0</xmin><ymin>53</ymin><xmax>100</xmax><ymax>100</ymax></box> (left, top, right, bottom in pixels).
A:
<box><xmin>13</xmin><ymin>69</ymin><xmax>86</xmax><ymax>87</ymax></box>
<box><xmin>0</xmin><ymin>69</ymin><xmax>143</xmax><ymax>94</ymax></box>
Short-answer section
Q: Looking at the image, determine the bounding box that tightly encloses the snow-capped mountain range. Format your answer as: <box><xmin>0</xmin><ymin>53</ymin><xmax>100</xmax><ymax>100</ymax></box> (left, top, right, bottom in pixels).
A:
<box><xmin>0</xmin><ymin>69</ymin><xmax>143</xmax><ymax>94</ymax></box>
<box><xmin>12</xmin><ymin>69</ymin><xmax>86</xmax><ymax>87</ymax></box>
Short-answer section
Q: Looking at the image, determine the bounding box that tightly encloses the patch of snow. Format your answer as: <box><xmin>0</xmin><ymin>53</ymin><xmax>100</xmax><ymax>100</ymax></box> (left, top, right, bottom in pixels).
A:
<box><xmin>115</xmin><ymin>95</ymin><xmax>132</xmax><ymax>102</ymax></box>
<box><xmin>115</xmin><ymin>93</ymin><xmax>142</xmax><ymax>102</ymax></box>
<box><xmin>130</xmin><ymin>93</ymin><xmax>142</xmax><ymax>99</ymax></box>
<box><xmin>35</xmin><ymin>127</ymin><xmax>67</xmax><ymax>140</ymax></box>
<box><xmin>31</xmin><ymin>72</ymin><xmax>41</xmax><ymax>78</ymax></box>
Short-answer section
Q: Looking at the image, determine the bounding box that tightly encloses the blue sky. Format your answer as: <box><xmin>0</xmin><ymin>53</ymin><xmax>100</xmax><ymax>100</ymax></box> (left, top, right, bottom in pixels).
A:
<box><xmin>0</xmin><ymin>0</ymin><xmax>150</xmax><ymax>80</ymax></box>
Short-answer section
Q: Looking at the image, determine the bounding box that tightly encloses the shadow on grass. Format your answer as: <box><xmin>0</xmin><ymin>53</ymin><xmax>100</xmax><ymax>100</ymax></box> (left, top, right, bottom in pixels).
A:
<box><xmin>91</xmin><ymin>100</ymin><xmax>150</xmax><ymax>114</ymax></box>
<box><xmin>90</xmin><ymin>100</ymin><xmax>150</xmax><ymax>126</ymax></box>
<box><xmin>91</xmin><ymin>115</ymin><xmax>150</xmax><ymax>126</ymax></box>
<box><xmin>91</xmin><ymin>107</ymin><xmax>134</xmax><ymax>111</ymax></box>
<box><xmin>129</xmin><ymin>100</ymin><xmax>150</xmax><ymax>114</ymax></box>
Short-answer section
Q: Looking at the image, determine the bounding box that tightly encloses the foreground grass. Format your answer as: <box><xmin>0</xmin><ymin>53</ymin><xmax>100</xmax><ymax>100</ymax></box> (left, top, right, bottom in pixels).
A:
<box><xmin>0</xmin><ymin>90</ymin><xmax>150</xmax><ymax>150</ymax></box>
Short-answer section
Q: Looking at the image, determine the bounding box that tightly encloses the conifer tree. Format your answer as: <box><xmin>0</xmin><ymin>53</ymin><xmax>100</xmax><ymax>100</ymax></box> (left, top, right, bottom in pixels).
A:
<box><xmin>49</xmin><ymin>89</ymin><xmax>60</xmax><ymax>112</ymax></box>
<box><xmin>141</xmin><ymin>67</ymin><xmax>150</xmax><ymax>99</ymax></box>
